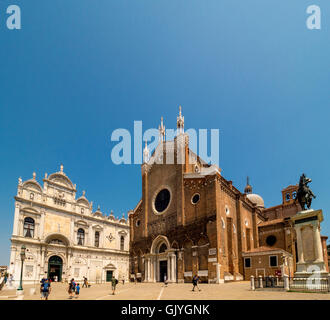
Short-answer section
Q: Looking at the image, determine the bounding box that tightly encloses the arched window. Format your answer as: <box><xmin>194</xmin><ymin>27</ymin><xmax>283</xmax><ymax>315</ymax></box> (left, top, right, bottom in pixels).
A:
<box><xmin>77</xmin><ymin>228</ymin><xmax>85</xmax><ymax>245</ymax></box>
<box><xmin>120</xmin><ymin>236</ymin><xmax>125</xmax><ymax>251</ymax></box>
<box><xmin>23</xmin><ymin>217</ymin><xmax>35</xmax><ymax>238</ymax></box>
<box><xmin>95</xmin><ymin>231</ymin><xmax>100</xmax><ymax>247</ymax></box>
<box><xmin>158</xmin><ymin>243</ymin><xmax>167</xmax><ymax>253</ymax></box>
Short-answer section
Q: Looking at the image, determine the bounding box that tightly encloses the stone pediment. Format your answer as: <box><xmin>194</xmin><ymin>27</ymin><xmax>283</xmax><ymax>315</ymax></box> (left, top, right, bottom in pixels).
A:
<box><xmin>76</xmin><ymin>220</ymin><xmax>88</xmax><ymax>226</ymax></box>
<box><xmin>118</xmin><ymin>230</ymin><xmax>128</xmax><ymax>236</ymax></box>
<box><xmin>104</xmin><ymin>263</ymin><xmax>116</xmax><ymax>270</ymax></box>
<box><xmin>47</xmin><ymin>172</ymin><xmax>75</xmax><ymax>191</ymax></box>
<box><xmin>77</xmin><ymin>197</ymin><xmax>90</xmax><ymax>207</ymax></box>
<box><xmin>21</xmin><ymin>206</ymin><xmax>41</xmax><ymax>216</ymax></box>
<box><xmin>22</xmin><ymin>180</ymin><xmax>43</xmax><ymax>193</ymax></box>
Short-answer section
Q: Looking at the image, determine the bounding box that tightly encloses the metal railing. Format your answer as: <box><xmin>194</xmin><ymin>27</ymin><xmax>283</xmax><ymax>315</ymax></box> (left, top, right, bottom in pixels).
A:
<box><xmin>290</xmin><ymin>277</ymin><xmax>329</xmax><ymax>293</ymax></box>
<box><xmin>251</xmin><ymin>275</ymin><xmax>330</xmax><ymax>293</ymax></box>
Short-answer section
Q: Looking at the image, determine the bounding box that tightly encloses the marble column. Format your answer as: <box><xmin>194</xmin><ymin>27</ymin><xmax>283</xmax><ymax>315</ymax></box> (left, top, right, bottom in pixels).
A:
<box><xmin>171</xmin><ymin>254</ymin><xmax>176</xmax><ymax>282</ymax></box>
<box><xmin>40</xmin><ymin>248</ymin><xmax>45</xmax><ymax>273</ymax></box>
<box><xmin>295</xmin><ymin>227</ymin><xmax>304</xmax><ymax>263</ymax></box>
<box><xmin>89</xmin><ymin>225</ymin><xmax>93</xmax><ymax>246</ymax></box>
<box><xmin>12</xmin><ymin>204</ymin><xmax>20</xmax><ymax>235</ymax></box>
<box><xmin>167</xmin><ymin>256</ymin><xmax>171</xmax><ymax>281</ymax></box>
<box><xmin>216</xmin><ymin>263</ymin><xmax>221</xmax><ymax>284</ymax></box>
<box><xmin>153</xmin><ymin>258</ymin><xmax>157</xmax><ymax>282</ymax></box>
<box><xmin>18</xmin><ymin>217</ymin><xmax>23</xmax><ymax>237</ymax></box>
<box><xmin>313</xmin><ymin>226</ymin><xmax>324</xmax><ymax>262</ymax></box>
<box><xmin>148</xmin><ymin>259</ymin><xmax>152</xmax><ymax>281</ymax></box>
<box><xmin>40</xmin><ymin>211</ymin><xmax>45</xmax><ymax>239</ymax></box>
<box><xmin>144</xmin><ymin>259</ymin><xmax>148</xmax><ymax>282</ymax></box>
<box><xmin>70</xmin><ymin>220</ymin><xmax>75</xmax><ymax>244</ymax></box>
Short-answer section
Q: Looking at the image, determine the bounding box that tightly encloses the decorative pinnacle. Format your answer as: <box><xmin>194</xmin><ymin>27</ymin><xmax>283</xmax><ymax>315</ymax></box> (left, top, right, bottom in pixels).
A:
<box><xmin>32</xmin><ymin>172</ymin><xmax>36</xmax><ymax>180</ymax></box>
<box><xmin>159</xmin><ymin>116</ymin><xmax>165</xmax><ymax>142</ymax></box>
<box><xmin>82</xmin><ymin>190</ymin><xmax>86</xmax><ymax>196</ymax></box>
<box><xmin>60</xmin><ymin>164</ymin><xmax>64</xmax><ymax>173</ymax></box>
<box><xmin>177</xmin><ymin>105</ymin><xmax>184</xmax><ymax>133</ymax></box>
<box><xmin>143</xmin><ymin>140</ymin><xmax>150</xmax><ymax>163</ymax></box>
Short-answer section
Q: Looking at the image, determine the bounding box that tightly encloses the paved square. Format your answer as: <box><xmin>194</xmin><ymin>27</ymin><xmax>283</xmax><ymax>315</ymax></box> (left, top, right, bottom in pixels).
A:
<box><xmin>1</xmin><ymin>282</ymin><xmax>330</xmax><ymax>300</ymax></box>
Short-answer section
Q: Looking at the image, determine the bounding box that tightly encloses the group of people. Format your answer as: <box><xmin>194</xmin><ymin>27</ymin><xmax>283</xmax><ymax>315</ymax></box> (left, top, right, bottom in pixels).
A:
<box><xmin>1</xmin><ymin>272</ymin><xmax>13</xmax><ymax>287</ymax></box>
<box><xmin>68</xmin><ymin>278</ymin><xmax>80</xmax><ymax>298</ymax></box>
<box><xmin>39</xmin><ymin>275</ymin><xmax>120</xmax><ymax>299</ymax></box>
<box><xmin>162</xmin><ymin>274</ymin><xmax>201</xmax><ymax>291</ymax></box>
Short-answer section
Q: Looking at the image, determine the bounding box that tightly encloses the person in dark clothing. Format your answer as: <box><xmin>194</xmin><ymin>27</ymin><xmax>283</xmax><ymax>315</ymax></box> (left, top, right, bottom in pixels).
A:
<box><xmin>68</xmin><ymin>278</ymin><xmax>76</xmax><ymax>299</ymax></box>
<box><xmin>192</xmin><ymin>275</ymin><xmax>201</xmax><ymax>292</ymax></box>
<box><xmin>82</xmin><ymin>277</ymin><xmax>88</xmax><ymax>288</ymax></box>
<box><xmin>111</xmin><ymin>277</ymin><xmax>118</xmax><ymax>295</ymax></box>
<box><xmin>41</xmin><ymin>279</ymin><xmax>51</xmax><ymax>300</ymax></box>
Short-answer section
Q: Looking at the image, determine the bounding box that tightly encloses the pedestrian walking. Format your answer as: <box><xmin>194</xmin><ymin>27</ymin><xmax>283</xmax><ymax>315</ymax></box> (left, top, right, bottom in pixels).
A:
<box><xmin>164</xmin><ymin>274</ymin><xmax>168</xmax><ymax>287</ymax></box>
<box><xmin>192</xmin><ymin>274</ymin><xmax>201</xmax><ymax>292</ymax></box>
<box><xmin>40</xmin><ymin>276</ymin><xmax>47</xmax><ymax>298</ymax></box>
<box><xmin>82</xmin><ymin>277</ymin><xmax>86</xmax><ymax>288</ymax></box>
<box><xmin>75</xmin><ymin>283</ymin><xmax>80</xmax><ymax>298</ymax></box>
<box><xmin>111</xmin><ymin>277</ymin><xmax>118</xmax><ymax>295</ymax></box>
<box><xmin>68</xmin><ymin>278</ymin><xmax>76</xmax><ymax>299</ymax></box>
<box><xmin>41</xmin><ymin>279</ymin><xmax>51</xmax><ymax>300</ymax></box>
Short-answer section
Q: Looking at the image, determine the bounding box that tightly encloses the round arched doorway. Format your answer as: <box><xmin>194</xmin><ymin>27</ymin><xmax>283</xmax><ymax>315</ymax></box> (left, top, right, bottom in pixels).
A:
<box><xmin>48</xmin><ymin>256</ymin><xmax>63</xmax><ymax>282</ymax></box>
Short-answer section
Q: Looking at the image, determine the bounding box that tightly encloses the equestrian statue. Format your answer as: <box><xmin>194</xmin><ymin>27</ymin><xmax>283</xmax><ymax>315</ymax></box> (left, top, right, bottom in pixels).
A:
<box><xmin>295</xmin><ymin>173</ymin><xmax>316</xmax><ymax>210</ymax></box>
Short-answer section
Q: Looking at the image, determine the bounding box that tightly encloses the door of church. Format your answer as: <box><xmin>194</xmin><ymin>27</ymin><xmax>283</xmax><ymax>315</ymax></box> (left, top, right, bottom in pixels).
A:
<box><xmin>48</xmin><ymin>255</ymin><xmax>63</xmax><ymax>282</ymax></box>
<box><xmin>106</xmin><ymin>271</ymin><xmax>113</xmax><ymax>282</ymax></box>
<box><xmin>159</xmin><ymin>260</ymin><xmax>167</xmax><ymax>282</ymax></box>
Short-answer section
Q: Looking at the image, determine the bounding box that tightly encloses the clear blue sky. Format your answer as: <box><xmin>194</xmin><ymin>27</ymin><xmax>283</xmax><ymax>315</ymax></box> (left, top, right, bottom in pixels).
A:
<box><xmin>0</xmin><ymin>0</ymin><xmax>329</xmax><ymax>265</ymax></box>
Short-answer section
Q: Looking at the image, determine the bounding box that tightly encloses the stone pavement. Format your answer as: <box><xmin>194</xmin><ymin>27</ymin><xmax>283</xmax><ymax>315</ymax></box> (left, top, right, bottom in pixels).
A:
<box><xmin>1</xmin><ymin>281</ymin><xmax>330</xmax><ymax>300</ymax></box>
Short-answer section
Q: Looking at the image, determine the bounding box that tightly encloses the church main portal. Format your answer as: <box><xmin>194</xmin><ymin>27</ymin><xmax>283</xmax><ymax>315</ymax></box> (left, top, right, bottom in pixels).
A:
<box><xmin>48</xmin><ymin>255</ymin><xmax>63</xmax><ymax>282</ymax></box>
<box><xmin>159</xmin><ymin>260</ymin><xmax>167</xmax><ymax>282</ymax></box>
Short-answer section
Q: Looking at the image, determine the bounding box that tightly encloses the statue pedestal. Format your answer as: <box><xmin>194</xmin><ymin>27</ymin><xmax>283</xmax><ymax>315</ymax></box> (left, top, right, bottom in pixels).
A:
<box><xmin>291</xmin><ymin>209</ymin><xmax>328</xmax><ymax>289</ymax></box>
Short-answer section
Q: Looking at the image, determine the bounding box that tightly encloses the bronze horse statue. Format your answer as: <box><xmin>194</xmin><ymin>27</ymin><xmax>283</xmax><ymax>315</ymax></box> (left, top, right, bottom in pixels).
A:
<box><xmin>295</xmin><ymin>173</ymin><xmax>316</xmax><ymax>210</ymax></box>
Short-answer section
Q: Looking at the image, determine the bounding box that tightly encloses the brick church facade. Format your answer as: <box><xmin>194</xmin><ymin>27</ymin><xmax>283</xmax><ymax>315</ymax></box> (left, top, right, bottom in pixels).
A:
<box><xmin>129</xmin><ymin>108</ymin><xmax>328</xmax><ymax>283</ymax></box>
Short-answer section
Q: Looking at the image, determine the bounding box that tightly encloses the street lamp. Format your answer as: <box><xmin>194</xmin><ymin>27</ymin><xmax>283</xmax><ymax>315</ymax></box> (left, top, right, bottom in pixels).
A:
<box><xmin>17</xmin><ymin>245</ymin><xmax>26</xmax><ymax>291</ymax></box>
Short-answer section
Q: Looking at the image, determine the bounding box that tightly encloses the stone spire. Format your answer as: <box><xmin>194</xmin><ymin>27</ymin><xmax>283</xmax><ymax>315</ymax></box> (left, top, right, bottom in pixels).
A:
<box><xmin>244</xmin><ymin>176</ymin><xmax>252</xmax><ymax>194</ymax></box>
<box><xmin>143</xmin><ymin>141</ymin><xmax>150</xmax><ymax>163</ymax></box>
<box><xmin>177</xmin><ymin>105</ymin><xmax>184</xmax><ymax>134</ymax></box>
<box><xmin>158</xmin><ymin>116</ymin><xmax>165</xmax><ymax>142</ymax></box>
<box><xmin>60</xmin><ymin>164</ymin><xmax>64</xmax><ymax>173</ymax></box>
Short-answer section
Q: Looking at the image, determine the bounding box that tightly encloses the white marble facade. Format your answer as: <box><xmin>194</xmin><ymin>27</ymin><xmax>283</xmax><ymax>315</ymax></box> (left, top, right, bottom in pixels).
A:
<box><xmin>9</xmin><ymin>165</ymin><xmax>130</xmax><ymax>287</ymax></box>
